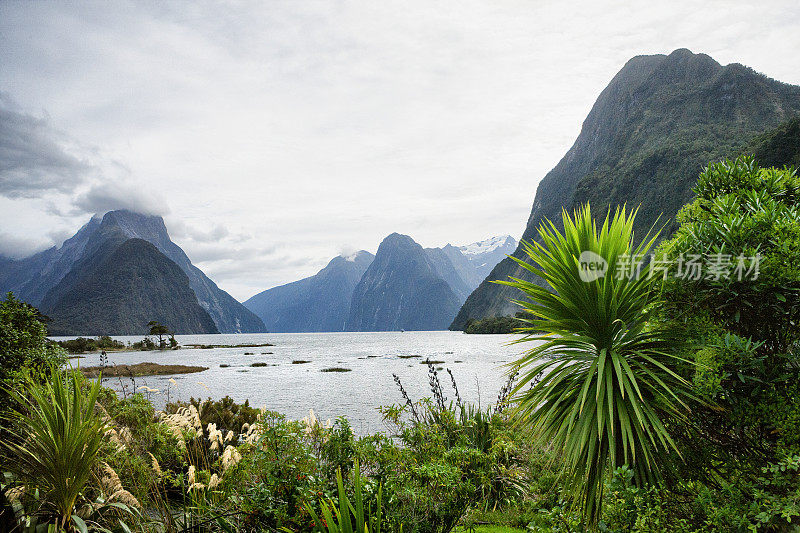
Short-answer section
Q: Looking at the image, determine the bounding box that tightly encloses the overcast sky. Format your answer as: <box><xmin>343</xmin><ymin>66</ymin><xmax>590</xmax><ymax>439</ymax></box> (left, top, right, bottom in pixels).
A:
<box><xmin>1</xmin><ymin>0</ymin><xmax>799</xmax><ymax>300</ymax></box>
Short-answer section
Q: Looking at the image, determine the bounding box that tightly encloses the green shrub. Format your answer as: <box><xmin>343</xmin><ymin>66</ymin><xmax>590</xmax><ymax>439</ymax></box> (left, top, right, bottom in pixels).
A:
<box><xmin>0</xmin><ymin>293</ymin><xmax>66</xmax><ymax>416</ymax></box>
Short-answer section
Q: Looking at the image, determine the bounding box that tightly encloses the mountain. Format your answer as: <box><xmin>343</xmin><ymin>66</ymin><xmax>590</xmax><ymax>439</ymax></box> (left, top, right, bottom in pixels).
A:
<box><xmin>346</xmin><ymin>233</ymin><xmax>461</xmax><ymax>331</ymax></box>
<box><xmin>0</xmin><ymin>209</ymin><xmax>266</xmax><ymax>333</ymax></box>
<box><xmin>424</xmin><ymin>247</ymin><xmax>474</xmax><ymax>303</ymax></box>
<box><xmin>750</xmin><ymin>116</ymin><xmax>800</xmax><ymax>168</ymax></box>
<box><xmin>456</xmin><ymin>235</ymin><xmax>517</xmax><ymax>281</ymax></box>
<box><xmin>452</xmin><ymin>49</ymin><xmax>800</xmax><ymax>329</ymax></box>
<box><xmin>0</xmin><ymin>215</ymin><xmax>102</xmax><ymax>306</ymax></box>
<box><xmin>244</xmin><ymin>251</ymin><xmax>374</xmax><ymax>332</ymax></box>
<box><xmin>426</xmin><ymin>236</ymin><xmax>518</xmax><ymax>303</ymax></box>
<box><xmin>45</xmin><ymin>238</ymin><xmax>218</xmax><ymax>336</ymax></box>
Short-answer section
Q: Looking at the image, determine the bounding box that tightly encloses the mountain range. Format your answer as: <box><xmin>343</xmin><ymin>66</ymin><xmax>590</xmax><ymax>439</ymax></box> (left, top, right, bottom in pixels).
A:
<box><xmin>451</xmin><ymin>48</ymin><xmax>800</xmax><ymax>329</ymax></box>
<box><xmin>0</xmin><ymin>210</ymin><xmax>265</xmax><ymax>335</ymax></box>
<box><xmin>5</xmin><ymin>49</ymin><xmax>796</xmax><ymax>336</ymax></box>
<box><xmin>244</xmin><ymin>234</ymin><xmax>516</xmax><ymax>332</ymax></box>
<box><xmin>243</xmin><ymin>251</ymin><xmax>375</xmax><ymax>333</ymax></box>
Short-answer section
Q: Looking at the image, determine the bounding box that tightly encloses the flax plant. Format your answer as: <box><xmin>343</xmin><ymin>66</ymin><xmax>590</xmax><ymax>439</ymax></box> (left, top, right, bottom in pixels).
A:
<box><xmin>305</xmin><ymin>461</ymin><xmax>387</xmax><ymax>533</ymax></box>
<box><xmin>1</xmin><ymin>366</ymin><xmax>106</xmax><ymax>530</ymax></box>
<box><xmin>499</xmin><ymin>204</ymin><xmax>693</xmax><ymax>526</ymax></box>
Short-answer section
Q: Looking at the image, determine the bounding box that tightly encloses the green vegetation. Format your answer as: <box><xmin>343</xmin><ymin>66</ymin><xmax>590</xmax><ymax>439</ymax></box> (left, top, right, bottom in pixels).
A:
<box><xmin>57</xmin><ymin>335</ymin><xmax>127</xmax><ymax>354</ymax></box>
<box><xmin>749</xmin><ymin>116</ymin><xmax>800</xmax><ymax>169</ymax></box>
<box><xmin>0</xmin><ymin>292</ymin><xmax>65</xmax><ymax>416</ymax></box>
<box><xmin>2</xmin><ymin>366</ymin><xmax>137</xmax><ymax>530</ymax></box>
<box><xmin>305</xmin><ymin>461</ymin><xmax>385</xmax><ymax>533</ymax></box>
<box><xmin>499</xmin><ymin>205</ymin><xmax>693</xmax><ymax>525</ymax></box>
<box><xmin>463</xmin><ymin>314</ymin><xmax>523</xmax><ymax>334</ymax></box>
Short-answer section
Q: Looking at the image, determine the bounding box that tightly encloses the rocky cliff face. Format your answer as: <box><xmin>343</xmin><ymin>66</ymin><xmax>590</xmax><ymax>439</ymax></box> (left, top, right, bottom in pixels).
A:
<box><xmin>452</xmin><ymin>49</ymin><xmax>800</xmax><ymax>329</ymax></box>
<box><xmin>244</xmin><ymin>250</ymin><xmax>374</xmax><ymax>332</ymax></box>
<box><xmin>346</xmin><ymin>233</ymin><xmax>461</xmax><ymax>331</ymax></box>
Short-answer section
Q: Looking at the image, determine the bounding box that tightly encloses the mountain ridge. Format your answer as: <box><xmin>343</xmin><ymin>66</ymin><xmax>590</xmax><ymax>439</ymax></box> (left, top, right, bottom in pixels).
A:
<box><xmin>244</xmin><ymin>250</ymin><xmax>374</xmax><ymax>332</ymax></box>
<box><xmin>45</xmin><ymin>238</ymin><xmax>219</xmax><ymax>336</ymax></box>
<box><xmin>452</xmin><ymin>48</ymin><xmax>800</xmax><ymax>329</ymax></box>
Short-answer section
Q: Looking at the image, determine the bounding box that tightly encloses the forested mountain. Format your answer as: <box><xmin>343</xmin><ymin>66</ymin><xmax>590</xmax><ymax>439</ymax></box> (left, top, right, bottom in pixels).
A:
<box><xmin>0</xmin><ymin>210</ymin><xmax>265</xmax><ymax>334</ymax></box>
<box><xmin>750</xmin><ymin>116</ymin><xmax>800</xmax><ymax>168</ymax></box>
<box><xmin>452</xmin><ymin>48</ymin><xmax>800</xmax><ymax>329</ymax></box>
<box><xmin>45</xmin><ymin>238</ymin><xmax>218</xmax><ymax>336</ymax></box>
<box><xmin>346</xmin><ymin>233</ymin><xmax>462</xmax><ymax>331</ymax></box>
<box><xmin>244</xmin><ymin>251</ymin><xmax>374</xmax><ymax>332</ymax></box>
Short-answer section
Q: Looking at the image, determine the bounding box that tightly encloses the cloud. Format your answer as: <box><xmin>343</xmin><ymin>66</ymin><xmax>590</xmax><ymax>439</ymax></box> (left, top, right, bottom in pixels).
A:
<box><xmin>72</xmin><ymin>181</ymin><xmax>169</xmax><ymax>217</ymax></box>
<box><xmin>0</xmin><ymin>92</ymin><xmax>91</xmax><ymax>199</ymax></box>
<box><xmin>0</xmin><ymin>231</ymin><xmax>54</xmax><ymax>259</ymax></box>
<box><xmin>184</xmin><ymin>224</ymin><xmax>229</xmax><ymax>243</ymax></box>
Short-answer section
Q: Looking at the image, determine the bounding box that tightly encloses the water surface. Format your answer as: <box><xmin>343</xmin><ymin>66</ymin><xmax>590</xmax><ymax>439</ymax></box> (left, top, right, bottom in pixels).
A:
<box><xmin>61</xmin><ymin>331</ymin><xmax>531</xmax><ymax>434</ymax></box>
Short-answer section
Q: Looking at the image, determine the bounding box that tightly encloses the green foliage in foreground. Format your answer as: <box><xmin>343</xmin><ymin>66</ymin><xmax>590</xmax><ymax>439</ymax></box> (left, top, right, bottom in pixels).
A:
<box><xmin>0</xmin><ymin>292</ymin><xmax>65</xmax><ymax>415</ymax></box>
<box><xmin>498</xmin><ymin>204</ymin><xmax>694</xmax><ymax>526</ymax></box>
<box><xmin>653</xmin><ymin>157</ymin><xmax>800</xmax><ymax>529</ymax></box>
<box><xmin>304</xmin><ymin>461</ymin><xmax>386</xmax><ymax>533</ymax></box>
<box><xmin>1</xmin><ymin>367</ymin><xmax>117</xmax><ymax>530</ymax></box>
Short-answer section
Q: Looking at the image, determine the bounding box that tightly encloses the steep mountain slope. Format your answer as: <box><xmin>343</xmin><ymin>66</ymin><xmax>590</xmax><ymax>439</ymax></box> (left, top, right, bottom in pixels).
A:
<box><xmin>94</xmin><ymin>211</ymin><xmax>264</xmax><ymax>333</ymax></box>
<box><xmin>452</xmin><ymin>49</ymin><xmax>800</xmax><ymax>329</ymax></box>
<box><xmin>346</xmin><ymin>233</ymin><xmax>461</xmax><ymax>331</ymax></box>
<box><xmin>424</xmin><ymin>247</ymin><xmax>474</xmax><ymax>303</ymax></box>
<box><xmin>45</xmin><ymin>238</ymin><xmax>218</xmax><ymax>336</ymax></box>
<box><xmin>244</xmin><ymin>251</ymin><xmax>374</xmax><ymax>332</ymax></box>
<box><xmin>440</xmin><ymin>244</ymin><xmax>484</xmax><ymax>290</ymax></box>
<box><xmin>750</xmin><ymin>116</ymin><xmax>800</xmax><ymax>168</ymax></box>
<box><xmin>0</xmin><ymin>215</ymin><xmax>101</xmax><ymax>306</ymax></box>
<box><xmin>0</xmin><ymin>210</ymin><xmax>266</xmax><ymax>333</ymax></box>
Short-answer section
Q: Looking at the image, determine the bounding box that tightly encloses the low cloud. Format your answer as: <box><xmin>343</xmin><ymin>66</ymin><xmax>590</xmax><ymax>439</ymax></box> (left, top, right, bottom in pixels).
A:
<box><xmin>0</xmin><ymin>92</ymin><xmax>90</xmax><ymax>199</ymax></box>
<box><xmin>0</xmin><ymin>231</ymin><xmax>54</xmax><ymax>259</ymax></box>
<box><xmin>185</xmin><ymin>224</ymin><xmax>229</xmax><ymax>243</ymax></box>
<box><xmin>72</xmin><ymin>181</ymin><xmax>169</xmax><ymax>217</ymax></box>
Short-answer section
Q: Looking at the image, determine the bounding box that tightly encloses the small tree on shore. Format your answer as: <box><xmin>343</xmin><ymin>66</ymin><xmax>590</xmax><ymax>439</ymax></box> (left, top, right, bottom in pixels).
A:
<box><xmin>147</xmin><ymin>320</ymin><xmax>171</xmax><ymax>349</ymax></box>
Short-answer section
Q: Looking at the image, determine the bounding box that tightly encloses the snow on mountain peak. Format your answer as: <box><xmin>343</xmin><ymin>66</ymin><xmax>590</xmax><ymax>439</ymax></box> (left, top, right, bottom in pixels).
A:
<box><xmin>457</xmin><ymin>235</ymin><xmax>516</xmax><ymax>257</ymax></box>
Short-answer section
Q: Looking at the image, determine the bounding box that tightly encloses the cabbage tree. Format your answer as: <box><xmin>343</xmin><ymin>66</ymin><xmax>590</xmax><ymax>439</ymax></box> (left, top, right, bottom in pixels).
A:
<box><xmin>499</xmin><ymin>204</ymin><xmax>692</xmax><ymax>526</ymax></box>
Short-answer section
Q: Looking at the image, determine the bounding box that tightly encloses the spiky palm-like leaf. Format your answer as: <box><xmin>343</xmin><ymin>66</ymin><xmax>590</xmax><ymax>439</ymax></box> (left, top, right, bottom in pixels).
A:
<box><xmin>498</xmin><ymin>204</ymin><xmax>692</xmax><ymax>526</ymax></box>
<box><xmin>304</xmin><ymin>460</ymin><xmax>386</xmax><ymax>533</ymax></box>
<box><xmin>2</xmin><ymin>367</ymin><xmax>106</xmax><ymax>529</ymax></box>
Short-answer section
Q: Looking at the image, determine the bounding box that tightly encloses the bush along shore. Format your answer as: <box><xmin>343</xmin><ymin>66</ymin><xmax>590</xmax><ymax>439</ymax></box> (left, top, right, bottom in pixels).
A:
<box><xmin>2</xmin><ymin>157</ymin><xmax>800</xmax><ymax>532</ymax></box>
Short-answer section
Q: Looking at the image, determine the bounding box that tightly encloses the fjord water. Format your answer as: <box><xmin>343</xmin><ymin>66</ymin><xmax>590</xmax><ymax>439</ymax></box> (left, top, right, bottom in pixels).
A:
<box><xmin>70</xmin><ymin>331</ymin><xmax>526</xmax><ymax>434</ymax></box>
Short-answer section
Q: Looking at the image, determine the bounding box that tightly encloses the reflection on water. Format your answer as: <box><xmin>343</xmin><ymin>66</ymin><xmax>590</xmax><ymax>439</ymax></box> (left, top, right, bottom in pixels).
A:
<box><xmin>57</xmin><ymin>331</ymin><xmax>531</xmax><ymax>435</ymax></box>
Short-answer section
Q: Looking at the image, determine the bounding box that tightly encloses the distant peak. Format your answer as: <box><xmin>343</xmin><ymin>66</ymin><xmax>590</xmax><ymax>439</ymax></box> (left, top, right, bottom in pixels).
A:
<box><xmin>342</xmin><ymin>250</ymin><xmax>372</xmax><ymax>262</ymax></box>
<box><xmin>457</xmin><ymin>235</ymin><xmax>516</xmax><ymax>257</ymax></box>
<box><xmin>102</xmin><ymin>209</ymin><xmax>162</xmax><ymax>222</ymax></box>
<box><xmin>99</xmin><ymin>209</ymin><xmax>170</xmax><ymax>242</ymax></box>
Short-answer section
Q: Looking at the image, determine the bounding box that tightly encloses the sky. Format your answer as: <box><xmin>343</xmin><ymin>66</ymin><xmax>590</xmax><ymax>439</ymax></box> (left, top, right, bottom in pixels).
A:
<box><xmin>1</xmin><ymin>0</ymin><xmax>799</xmax><ymax>300</ymax></box>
